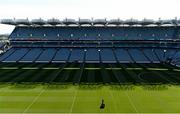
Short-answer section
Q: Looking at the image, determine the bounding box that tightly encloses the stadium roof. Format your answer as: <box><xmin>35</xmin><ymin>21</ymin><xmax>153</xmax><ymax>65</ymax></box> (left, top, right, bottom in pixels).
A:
<box><xmin>1</xmin><ymin>18</ymin><xmax>180</xmax><ymax>26</ymax></box>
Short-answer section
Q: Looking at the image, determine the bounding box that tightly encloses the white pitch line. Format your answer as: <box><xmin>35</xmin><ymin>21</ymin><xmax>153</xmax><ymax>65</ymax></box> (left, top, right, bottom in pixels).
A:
<box><xmin>69</xmin><ymin>89</ymin><xmax>78</xmax><ymax>114</ymax></box>
<box><xmin>43</xmin><ymin>67</ymin><xmax>59</xmax><ymax>70</ymax></box>
<box><xmin>23</xmin><ymin>88</ymin><xmax>45</xmax><ymax>113</ymax></box>
<box><xmin>109</xmin><ymin>91</ymin><xmax>118</xmax><ymax>112</ymax></box>
<box><xmin>21</xmin><ymin>67</ymin><xmax>39</xmax><ymax>70</ymax></box>
<box><xmin>124</xmin><ymin>92</ymin><xmax>138</xmax><ymax>114</ymax></box>
<box><xmin>1</xmin><ymin>67</ymin><xmax>18</xmax><ymax>70</ymax></box>
<box><xmin>147</xmin><ymin>68</ymin><xmax>168</xmax><ymax>71</ymax></box>
<box><xmin>64</xmin><ymin>68</ymin><xmax>80</xmax><ymax>70</ymax></box>
<box><xmin>126</xmin><ymin>68</ymin><xmax>143</xmax><ymax>70</ymax></box>
<box><xmin>173</xmin><ymin>69</ymin><xmax>180</xmax><ymax>72</ymax></box>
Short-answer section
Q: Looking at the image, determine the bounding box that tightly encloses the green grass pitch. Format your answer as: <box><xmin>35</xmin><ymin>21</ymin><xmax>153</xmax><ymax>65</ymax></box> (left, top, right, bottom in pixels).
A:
<box><xmin>0</xmin><ymin>63</ymin><xmax>180</xmax><ymax>113</ymax></box>
<box><xmin>0</xmin><ymin>84</ymin><xmax>180</xmax><ymax>113</ymax></box>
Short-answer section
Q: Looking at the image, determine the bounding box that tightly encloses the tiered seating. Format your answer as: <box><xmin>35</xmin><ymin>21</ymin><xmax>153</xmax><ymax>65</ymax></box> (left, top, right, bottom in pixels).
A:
<box><xmin>52</xmin><ymin>48</ymin><xmax>70</xmax><ymax>63</ymax></box>
<box><xmin>36</xmin><ymin>48</ymin><xmax>57</xmax><ymax>63</ymax></box>
<box><xmin>143</xmin><ymin>49</ymin><xmax>160</xmax><ymax>63</ymax></box>
<box><xmin>20</xmin><ymin>48</ymin><xmax>43</xmax><ymax>62</ymax></box>
<box><xmin>128</xmin><ymin>49</ymin><xmax>150</xmax><ymax>63</ymax></box>
<box><xmin>10</xmin><ymin>26</ymin><xmax>179</xmax><ymax>40</ymax></box>
<box><xmin>3</xmin><ymin>48</ymin><xmax>29</xmax><ymax>62</ymax></box>
<box><xmin>0</xmin><ymin>47</ymin><xmax>179</xmax><ymax>64</ymax></box>
<box><xmin>1</xmin><ymin>25</ymin><xmax>179</xmax><ymax>65</ymax></box>
<box><xmin>154</xmin><ymin>49</ymin><xmax>166</xmax><ymax>62</ymax></box>
<box><xmin>0</xmin><ymin>48</ymin><xmax>16</xmax><ymax>61</ymax></box>
<box><xmin>171</xmin><ymin>50</ymin><xmax>180</xmax><ymax>64</ymax></box>
<box><xmin>100</xmin><ymin>48</ymin><xmax>116</xmax><ymax>63</ymax></box>
<box><xmin>69</xmin><ymin>48</ymin><xmax>85</xmax><ymax>62</ymax></box>
<box><xmin>86</xmin><ymin>48</ymin><xmax>99</xmax><ymax>63</ymax></box>
<box><xmin>114</xmin><ymin>49</ymin><xmax>133</xmax><ymax>63</ymax></box>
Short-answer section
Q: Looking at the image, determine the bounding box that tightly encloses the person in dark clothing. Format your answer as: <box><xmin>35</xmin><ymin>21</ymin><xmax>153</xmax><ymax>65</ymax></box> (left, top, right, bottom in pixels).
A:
<box><xmin>100</xmin><ymin>99</ymin><xmax>105</xmax><ymax>109</ymax></box>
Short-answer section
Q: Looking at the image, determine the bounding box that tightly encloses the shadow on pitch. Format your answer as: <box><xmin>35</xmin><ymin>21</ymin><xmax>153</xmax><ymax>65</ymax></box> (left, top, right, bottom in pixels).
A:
<box><xmin>78</xmin><ymin>83</ymin><xmax>103</xmax><ymax>90</ymax></box>
<box><xmin>110</xmin><ymin>84</ymin><xmax>135</xmax><ymax>90</ymax></box>
<box><xmin>45</xmin><ymin>83</ymin><xmax>72</xmax><ymax>90</ymax></box>
<box><xmin>10</xmin><ymin>83</ymin><xmax>38</xmax><ymax>90</ymax></box>
<box><xmin>1</xmin><ymin>82</ymin><xmax>176</xmax><ymax>91</ymax></box>
<box><xmin>141</xmin><ymin>84</ymin><xmax>169</xmax><ymax>91</ymax></box>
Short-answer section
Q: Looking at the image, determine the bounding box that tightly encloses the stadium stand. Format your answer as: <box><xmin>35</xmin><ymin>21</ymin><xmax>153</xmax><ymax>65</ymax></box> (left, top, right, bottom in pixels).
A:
<box><xmin>9</xmin><ymin>26</ymin><xmax>180</xmax><ymax>40</ymax></box>
<box><xmin>0</xmin><ymin>18</ymin><xmax>180</xmax><ymax>66</ymax></box>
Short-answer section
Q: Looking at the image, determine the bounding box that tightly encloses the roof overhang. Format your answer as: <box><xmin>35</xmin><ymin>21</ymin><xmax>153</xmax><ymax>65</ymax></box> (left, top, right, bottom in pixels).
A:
<box><xmin>93</xmin><ymin>19</ymin><xmax>107</xmax><ymax>25</ymax></box>
<box><xmin>47</xmin><ymin>18</ymin><xmax>61</xmax><ymax>25</ymax></box>
<box><xmin>1</xmin><ymin>18</ymin><xmax>180</xmax><ymax>26</ymax></box>
<box><xmin>108</xmin><ymin>19</ymin><xmax>123</xmax><ymax>25</ymax></box>
<box><xmin>123</xmin><ymin>19</ymin><xmax>139</xmax><ymax>25</ymax></box>
<box><xmin>1</xmin><ymin>19</ymin><xmax>17</xmax><ymax>25</ymax></box>
<box><xmin>31</xmin><ymin>19</ymin><xmax>46</xmax><ymax>25</ymax></box>
<box><xmin>78</xmin><ymin>19</ymin><xmax>92</xmax><ymax>25</ymax></box>
<box><xmin>139</xmin><ymin>19</ymin><xmax>155</xmax><ymax>25</ymax></box>
<box><xmin>62</xmin><ymin>19</ymin><xmax>77</xmax><ymax>25</ymax></box>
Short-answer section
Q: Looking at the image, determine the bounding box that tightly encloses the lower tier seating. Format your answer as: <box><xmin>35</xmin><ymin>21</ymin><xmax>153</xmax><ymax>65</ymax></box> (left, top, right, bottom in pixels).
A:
<box><xmin>0</xmin><ymin>47</ymin><xmax>179</xmax><ymax>64</ymax></box>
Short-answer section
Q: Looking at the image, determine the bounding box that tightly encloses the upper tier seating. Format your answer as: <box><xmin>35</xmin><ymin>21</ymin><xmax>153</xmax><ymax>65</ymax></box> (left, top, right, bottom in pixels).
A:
<box><xmin>9</xmin><ymin>26</ymin><xmax>180</xmax><ymax>41</ymax></box>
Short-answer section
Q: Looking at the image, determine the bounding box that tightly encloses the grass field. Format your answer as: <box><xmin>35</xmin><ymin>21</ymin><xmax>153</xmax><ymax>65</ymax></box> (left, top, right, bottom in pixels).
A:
<box><xmin>0</xmin><ymin>63</ymin><xmax>180</xmax><ymax>113</ymax></box>
<box><xmin>0</xmin><ymin>84</ymin><xmax>180</xmax><ymax>113</ymax></box>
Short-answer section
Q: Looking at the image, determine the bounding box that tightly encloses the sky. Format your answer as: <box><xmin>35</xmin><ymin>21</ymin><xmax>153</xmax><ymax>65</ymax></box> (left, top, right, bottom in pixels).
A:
<box><xmin>0</xmin><ymin>0</ymin><xmax>180</xmax><ymax>34</ymax></box>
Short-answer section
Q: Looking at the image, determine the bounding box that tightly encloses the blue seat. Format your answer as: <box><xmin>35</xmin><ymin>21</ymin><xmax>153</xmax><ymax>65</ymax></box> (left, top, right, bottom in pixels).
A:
<box><xmin>143</xmin><ymin>49</ymin><xmax>160</xmax><ymax>63</ymax></box>
<box><xmin>128</xmin><ymin>49</ymin><xmax>150</xmax><ymax>63</ymax></box>
<box><xmin>86</xmin><ymin>48</ymin><xmax>99</xmax><ymax>63</ymax></box>
<box><xmin>35</xmin><ymin>48</ymin><xmax>57</xmax><ymax>63</ymax></box>
<box><xmin>100</xmin><ymin>48</ymin><xmax>116</xmax><ymax>63</ymax></box>
<box><xmin>52</xmin><ymin>48</ymin><xmax>70</xmax><ymax>63</ymax></box>
<box><xmin>4</xmin><ymin>48</ymin><xmax>29</xmax><ymax>62</ymax></box>
<box><xmin>0</xmin><ymin>48</ymin><xmax>16</xmax><ymax>61</ymax></box>
<box><xmin>20</xmin><ymin>48</ymin><xmax>43</xmax><ymax>62</ymax></box>
<box><xmin>114</xmin><ymin>49</ymin><xmax>133</xmax><ymax>63</ymax></box>
<box><xmin>69</xmin><ymin>48</ymin><xmax>85</xmax><ymax>62</ymax></box>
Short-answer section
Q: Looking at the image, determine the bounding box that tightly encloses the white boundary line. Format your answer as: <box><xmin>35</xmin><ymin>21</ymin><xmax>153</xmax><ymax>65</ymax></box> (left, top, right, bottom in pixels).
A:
<box><xmin>124</xmin><ymin>92</ymin><xmax>138</xmax><ymax>114</ymax></box>
<box><xmin>69</xmin><ymin>89</ymin><xmax>78</xmax><ymax>114</ymax></box>
<box><xmin>23</xmin><ymin>88</ymin><xmax>46</xmax><ymax>113</ymax></box>
<box><xmin>109</xmin><ymin>91</ymin><xmax>118</xmax><ymax>112</ymax></box>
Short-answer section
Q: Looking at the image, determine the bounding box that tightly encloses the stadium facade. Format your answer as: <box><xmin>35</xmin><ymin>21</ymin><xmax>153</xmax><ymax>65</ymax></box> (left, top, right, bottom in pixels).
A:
<box><xmin>0</xmin><ymin>18</ymin><xmax>180</xmax><ymax>66</ymax></box>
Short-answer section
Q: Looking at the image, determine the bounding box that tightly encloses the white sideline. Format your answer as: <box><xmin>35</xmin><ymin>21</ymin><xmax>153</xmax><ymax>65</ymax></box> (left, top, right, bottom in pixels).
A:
<box><xmin>23</xmin><ymin>88</ymin><xmax>45</xmax><ymax>113</ymax></box>
<box><xmin>109</xmin><ymin>91</ymin><xmax>118</xmax><ymax>112</ymax></box>
<box><xmin>124</xmin><ymin>92</ymin><xmax>139</xmax><ymax>113</ymax></box>
<box><xmin>70</xmin><ymin>89</ymin><xmax>78</xmax><ymax>114</ymax></box>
